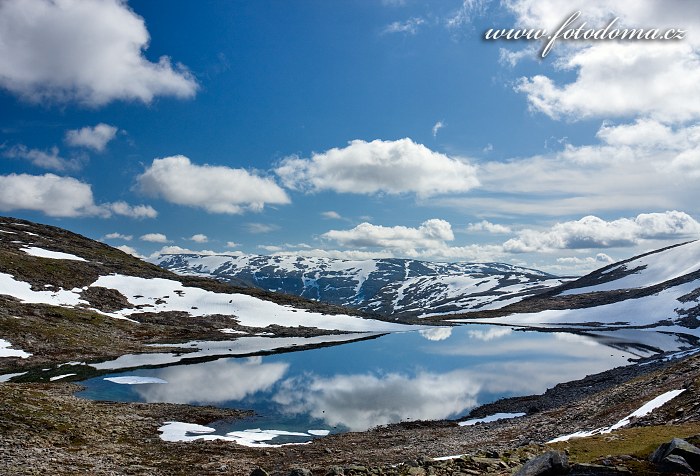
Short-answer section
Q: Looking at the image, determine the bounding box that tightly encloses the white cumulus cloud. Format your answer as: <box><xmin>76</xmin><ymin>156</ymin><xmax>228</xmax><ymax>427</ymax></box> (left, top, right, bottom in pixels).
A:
<box><xmin>503</xmin><ymin>211</ymin><xmax>700</xmax><ymax>253</ymax></box>
<box><xmin>506</xmin><ymin>0</ymin><xmax>700</xmax><ymax>123</ymax></box>
<box><xmin>103</xmin><ymin>232</ymin><xmax>132</xmax><ymax>241</ymax></box>
<box><xmin>320</xmin><ymin>219</ymin><xmax>505</xmax><ymax>261</ymax></box>
<box><xmin>466</xmin><ymin>220</ymin><xmax>512</xmax><ymax>234</ymax></box>
<box><xmin>321</xmin><ymin>211</ymin><xmax>342</xmax><ymax>220</ymax></box>
<box><xmin>275</xmin><ymin>138</ymin><xmax>479</xmax><ymax>198</ymax></box>
<box><xmin>432</xmin><ymin>119</ymin><xmax>700</xmax><ymax>216</ymax></box>
<box><xmin>136</xmin><ymin>155</ymin><xmax>290</xmax><ymax>214</ymax></box>
<box><xmin>556</xmin><ymin>254</ymin><xmax>615</xmax><ymax>266</ymax></box>
<box><xmin>0</xmin><ymin>0</ymin><xmax>198</xmax><ymax>106</ymax></box>
<box><xmin>140</xmin><ymin>233</ymin><xmax>169</xmax><ymax>243</ymax></box>
<box><xmin>116</xmin><ymin>245</ymin><xmax>144</xmax><ymax>259</ymax></box>
<box><xmin>3</xmin><ymin>145</ymin><xmax>82</xmax><ymax>171</ymax></box>
<box><xmin>189</xmin><ymin>234</ymin><xmax>208</xmax><ymax>243</ymax></box>
<box><xmin>0</xmin><ymin>173</ymin><xmax>152</xmax><ymax>219</ymax></box>
<box><xmin>65</xmin><ymin>123</ymin><xmax>118</xmax><ymax>151</ymax></box>
<box><xmin>323</xmin><ymin>219</ymin><xmax>455</xmax><ymax>254</ymax></box>
<box><xmin>0</xmin><ymin>173</ymin><xmax>96</xmax><ymax>217</ymax></box>
<box><xmin>103</xmin><ymin>201</ymin><xmax>157</xmax><ymax>219</ymax></box>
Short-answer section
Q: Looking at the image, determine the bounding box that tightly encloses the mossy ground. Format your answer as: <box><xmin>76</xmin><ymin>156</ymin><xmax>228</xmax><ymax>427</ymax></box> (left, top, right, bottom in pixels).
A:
<box><xmin>547</xmin><ymin>423</ymin><xmax>700</xmax><ymax>473</ymax></box>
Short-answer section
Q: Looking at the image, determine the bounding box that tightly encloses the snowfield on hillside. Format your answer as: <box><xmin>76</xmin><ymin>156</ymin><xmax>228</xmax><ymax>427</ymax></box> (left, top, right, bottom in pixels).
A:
<box><xmin>561</xmin><ymin>241</ymin><xmax>700</xmax><ymax>295</ymax></box>
<box><xmin>91</xmin><ymin>274</ymin><xmax>420</xmax><ymax>332</ymax></box>
<box><xmin>0</xmin><ymin>272</ymin><xmax>88</xmax><ymax>307</ymax></box>
<box><xmin>461</xmin><ymin>280</ymin><xmax>699</xmax><ymax>329</ymax></box>
<box><xmin>0</xmin><ymin>265</ymin><xmax>420</xmax><ymax>333</ymax></box>
<box><xmin>379</xmin><ymin>273</ymin><xmax>568</xmax><ymax>317</ymax></box>
<box><xmin>20</xmin><ymin>246</ymin><xmax>87</xmax><ymax>262</ymax></box>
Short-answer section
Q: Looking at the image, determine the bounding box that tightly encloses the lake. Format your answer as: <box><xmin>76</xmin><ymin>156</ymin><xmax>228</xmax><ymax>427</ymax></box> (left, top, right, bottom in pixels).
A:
<box><xmin>75</xmin><ymin>325</ymin><xmax>696</xmax><ymax>446</ymax></box>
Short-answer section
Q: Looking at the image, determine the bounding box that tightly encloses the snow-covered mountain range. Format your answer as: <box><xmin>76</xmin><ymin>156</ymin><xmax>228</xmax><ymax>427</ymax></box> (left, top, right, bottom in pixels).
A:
<box><xmin>152</xmin><ymin>253</ymin><xmax>570</xmax><ymax>317</ymax></box>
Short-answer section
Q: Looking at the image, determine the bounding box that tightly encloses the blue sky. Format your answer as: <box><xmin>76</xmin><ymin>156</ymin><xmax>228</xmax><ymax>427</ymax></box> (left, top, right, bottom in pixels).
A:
<box><xmin>1</xmin><ymin>0</ymin><xmax>699</xmax><ymax>274</ymax></box>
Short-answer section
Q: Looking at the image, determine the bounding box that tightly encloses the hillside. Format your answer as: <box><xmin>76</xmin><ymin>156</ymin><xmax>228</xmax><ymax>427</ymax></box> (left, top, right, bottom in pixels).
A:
<box><xmin>154</xmin><ymin>253</ymin><xmax>569</xmax><ymax>317</ymax></box>
<box><xmin>0</xmin><ymin>216</ymin><xmax>416</xmax><ymax>370</ymax></box>
<box><xmin>449</xmin><ymin>241</ymin><xmax>700</xmax><ymax>332</ymax></box>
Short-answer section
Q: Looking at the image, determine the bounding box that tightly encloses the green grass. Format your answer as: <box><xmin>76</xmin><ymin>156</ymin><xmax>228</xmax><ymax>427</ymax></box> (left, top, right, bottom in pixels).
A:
<box><xmin>548</xmin><ymin>422</ymin><xmax>700</xmax><ymax>469</ymax></box>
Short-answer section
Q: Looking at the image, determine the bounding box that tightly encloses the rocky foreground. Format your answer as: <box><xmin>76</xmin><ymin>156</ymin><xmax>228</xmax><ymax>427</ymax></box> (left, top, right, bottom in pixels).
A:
<box><xmin>2</xmin><ymin>351</ymin><xmax>700</xmax><ymax>475</ymax></box>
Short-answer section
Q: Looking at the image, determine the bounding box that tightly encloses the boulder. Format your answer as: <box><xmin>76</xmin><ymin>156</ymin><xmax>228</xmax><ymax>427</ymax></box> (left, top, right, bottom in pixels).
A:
<box><xmin>288</xmin><ymin>469</ymin><xmax>312</xmax><ymax>476</ymax></box>
<box><xmin>515</xmin><ymin>451</ymin><xmax>569</xmax><ymax>476</ymax></box>
<box><xmin>569</xmin><ymin>463</ymin><xmax>631</xmax><ymax>475</ymax></box>
<box><xmin>650</xmin><ymin>437</ymin><xmax>700</xmax><ymax>470</ymax></box>
<box><xmin>658</xmin><ymin>454</ymin><xmax>695</xmax><ymax>474</ymax></box>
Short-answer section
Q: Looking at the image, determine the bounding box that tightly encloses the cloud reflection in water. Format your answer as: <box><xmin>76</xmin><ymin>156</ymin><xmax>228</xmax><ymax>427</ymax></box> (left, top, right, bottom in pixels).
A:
<box><xmin>273</xmin><ymin>370</ymin><xmax>480</xmax><ymax>431</ymax></box>
<box><xmin>133</xmin><ymin>356</ymin><xmax>289</xmax><ymax>404</ymax></box>
<box><xmin>419</xmin><ymin>327</ymin><xmax>453</xmax><ymax>341</ymax></box>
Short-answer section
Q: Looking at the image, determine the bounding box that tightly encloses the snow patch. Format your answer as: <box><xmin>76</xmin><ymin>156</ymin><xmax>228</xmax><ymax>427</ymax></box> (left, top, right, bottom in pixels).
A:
<box><xmin>0</xmin><ymin>372</ymin><xmax>27</xmax><ymax>382</ymax></box>
<box><xmin>0</xmin><ymin>272</ymin><xmax>87</xmax><ymax>307</ymax></box>
<box><xmin>104</xmin><ymin>376</ymin><xmax>168</xmax><ymax>385</ymax></box>
<box><xmin>158</xmin><ymin>422</ymin><xmax>315</xmax><ymax>447</ymax></box>
<box><xmin>548</xmin><ymin>389</ymin><xmax>686</xmax><ymax>443</ymax></box>
<box><xmin>432</xmin><ymin>455</ymin><xmax>467</xmax><ymax>462</ymax></box>
<box><xmin>158</xmin><ymin>422</ymin><xmax>219</xmax><ymax>442</ymax></box>
<box><xmin>458</xmin><ymin>412</ymin><xmax>526</xmax><ymax>427</ymax></box>
<box><xmin>0</xmin><ymin>338</ymin><xmax>31</xmax><ymax>358</ymax></box>
<box><xmin>224</xmin><ymin>429</ymin><xmax>312</xmax><ymax>448</ymax></box>
<box><xmin>21</xmin><ymin>246</ymin><xmax>86</xmax><ymax>262</ymax></box>
<box><xmin>50</xmin><ymin>373</ymin><xmax>76</xmax><ymax>381</ymax></box>
<box><xmin>58</xmin><ymin>361</ymin><xmax>86</xmax><ymax>367</ymax></box>
<box><xmin>308</xmin><ymin>429</ymin><xmax>330</xmax><ymax>436</ymax></box>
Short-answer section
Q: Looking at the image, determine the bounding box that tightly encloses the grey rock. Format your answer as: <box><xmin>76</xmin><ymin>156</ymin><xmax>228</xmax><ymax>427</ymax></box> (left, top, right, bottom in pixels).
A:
<box><xmin>325</xmin><ymin>466</ymin><xmax>345</xmax><ymax>476</ymax></box>
<box><xmin>345</xmin><ymin>465</ymin><xmax>367</xmax><ymax>474</ymax></box>
<box><xmin>250</xmin><ymin>468</ymin><xmax>269</xmax><ymax>476</ymax></box>
<box><xmin>485</xmin><ymin>450</ymin><xmax>500</xmax><ymax>458</ymax></box>
<box><xmin>289</xmin><ymin>469</ymin><xmax>312</xmax><ymax>476</ymax></box>
<box><xmin>659</xmin><ymin>454</ymin><xmax>695</xmax><ymax>474</ymax></box>
<box><xmin>569</xmin><ymin>463</ymin><xmax>631</xmax><ymax>475</ymax></box>
<box><xmin>650</xmin><ymin>438</ymin><xmax>700</xmax><ymax>469</ymax></box>
<box><xmin>515</xmin><ymin>451</ymin><xmax>569</xmax><ymax>476</ymax></box>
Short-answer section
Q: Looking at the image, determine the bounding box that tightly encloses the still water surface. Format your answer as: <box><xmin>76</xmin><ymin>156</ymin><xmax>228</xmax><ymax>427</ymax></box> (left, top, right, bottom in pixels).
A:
<box><xmin>76</xmin><ymin>325</ymin><xmax>694</xmax><ymax>444</ymax></box>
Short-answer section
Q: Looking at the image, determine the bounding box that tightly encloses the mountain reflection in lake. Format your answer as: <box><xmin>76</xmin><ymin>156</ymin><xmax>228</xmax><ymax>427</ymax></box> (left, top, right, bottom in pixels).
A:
<box><xmin>77</xmin><ymin>325</ymin><xmax>697</xmax><ymax>441</ymax></box>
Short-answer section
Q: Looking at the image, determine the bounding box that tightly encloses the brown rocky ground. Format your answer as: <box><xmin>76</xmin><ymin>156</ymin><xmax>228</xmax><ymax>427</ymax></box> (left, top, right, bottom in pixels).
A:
<box><xmin>1</xmin><ymin>352</ymin><xmax>700</xmax><ymax>475</ymax></box>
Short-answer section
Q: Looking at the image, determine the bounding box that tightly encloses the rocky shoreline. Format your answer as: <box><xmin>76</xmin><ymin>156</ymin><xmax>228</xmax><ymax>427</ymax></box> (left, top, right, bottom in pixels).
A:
<box><xmin>2</xmin><ymin>350</ymin><xmax>700</xmax><ymax>475</ymax></box>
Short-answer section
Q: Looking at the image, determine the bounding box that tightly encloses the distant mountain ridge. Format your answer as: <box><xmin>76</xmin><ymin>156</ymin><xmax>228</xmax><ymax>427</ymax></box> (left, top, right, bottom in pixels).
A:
<box><xmin>153</xmin><ymin>253</ymin><xmax>570</xmax><ymax>316</ymax></box>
